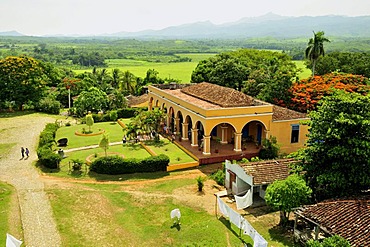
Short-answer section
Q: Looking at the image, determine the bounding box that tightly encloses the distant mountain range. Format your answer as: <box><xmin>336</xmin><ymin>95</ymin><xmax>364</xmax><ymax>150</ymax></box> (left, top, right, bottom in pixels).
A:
<box><xmin>107</xmin><ymin>13</ymin><xmax>370</xmax><ymax>39</ymax></box>
<box><xmin>1</xmin><ymin>13</ymin><xmax>370</xmax><ymax>38</ymax></box>
<box><xmin>0</xmin><ymin>30</ymin><xmax>24</xmax><ymax>36</ymax></box>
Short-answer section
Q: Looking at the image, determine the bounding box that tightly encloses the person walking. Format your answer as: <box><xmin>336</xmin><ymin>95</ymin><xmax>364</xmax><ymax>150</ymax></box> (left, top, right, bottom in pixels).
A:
<box><xmin>25</xmin><ymin>148</ymin><xmax>29</xmax><ymax>158</ymax></box>
<box><xmin>21</xmin><ymin>147</ymin><xmax>25</xmax><ymax>159</ymax></box>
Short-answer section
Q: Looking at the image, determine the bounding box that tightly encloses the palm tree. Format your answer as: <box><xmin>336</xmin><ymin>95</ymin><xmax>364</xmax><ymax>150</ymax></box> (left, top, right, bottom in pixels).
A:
<box><xmin>305</xmin><ymin>31</ymin><xmax>330</xmax><ymax>77</ymax></box>
<box><xmin>120</xmin><ymin>70</ymin><xmax>137</xmax><ymax>95</ymax></box>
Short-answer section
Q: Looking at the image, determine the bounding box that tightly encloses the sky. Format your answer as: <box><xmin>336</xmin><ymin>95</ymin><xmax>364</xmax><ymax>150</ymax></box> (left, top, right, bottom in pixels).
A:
<box><xmin>0</xmin><ymin>0</ymin><xmax>369</xmax><ymax>36</ymax></box>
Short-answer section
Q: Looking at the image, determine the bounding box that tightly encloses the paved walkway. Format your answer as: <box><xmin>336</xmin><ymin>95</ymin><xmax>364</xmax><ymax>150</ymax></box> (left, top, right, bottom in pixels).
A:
<box><xmin>62</xmin><ymin>141</ymin><xmax>123</xmax><ymax>153</ymax></box>
<box><xmin>0</xmin><ymin>114</ymin><xmax>62</xmax><ymax>247</ymax></box>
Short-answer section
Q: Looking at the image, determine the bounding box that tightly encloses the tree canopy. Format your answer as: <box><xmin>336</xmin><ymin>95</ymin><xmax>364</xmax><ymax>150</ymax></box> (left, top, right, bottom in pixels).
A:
<box><xmin>0</xmin><ymin>56</ymin><xmax>48</xmax><ymax>109</ymax></box>
<box><xmin>289</xmin><ymin>72</ymin><xmax>370</xmax><ymax>112</ymax></box>
<box><xmin>302</xmin><ymin>90</ymin><xmax>370</xmax><ymax>200</ymax></box>
<box><xmin>191</xmin><ymin>49</ymin><xmax>298</xmax><ymax>105</ymax></box>
<box><xmin>73</xmin><ymin>87</ymin><xmax>108</xmax><ymax>116</ymax></box>
<box><xmin>265</xmin><ymin>174</ymin><xmax>312</xmax><ymax>226</ymax></box>
<box><xmin>313</xmin><ymin>51</ymin><xmax>370</xmax><ymax>78</ymax></box>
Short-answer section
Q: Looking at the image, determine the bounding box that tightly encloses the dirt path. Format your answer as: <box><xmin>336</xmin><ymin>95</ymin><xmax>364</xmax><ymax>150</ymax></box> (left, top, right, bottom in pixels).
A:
<box><xmin>0</xmin><ymin>114</ymin><xmax>62</xmax><ymax>247</ymax></box>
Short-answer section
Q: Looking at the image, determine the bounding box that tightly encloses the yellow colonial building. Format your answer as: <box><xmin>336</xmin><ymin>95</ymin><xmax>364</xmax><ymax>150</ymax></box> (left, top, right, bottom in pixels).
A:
<box><xmin>148</xmin><ymin>82</ymin><xmax>309</xmax><ymax>157</ymax></box>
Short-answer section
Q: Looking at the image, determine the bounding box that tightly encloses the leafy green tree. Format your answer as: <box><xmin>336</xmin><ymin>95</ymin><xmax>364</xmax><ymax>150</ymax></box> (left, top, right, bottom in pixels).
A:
<box><xmin>191</xmin><ymin>49</ymin><xmax>297</xmax><ymax>104</ymax></box>
<box><xmin>0</xmin><ymin>56</ymin><xmax>47</xmax><ymax>110</ymax></box>
<box><xmin>265</xmin><ymin>174</ymin><xmax>312</xmax><ymax>226</ymax></box>
<box><xmin>122</xmin><ymin>109</ymin><xmax>165</xmax><ymax>141</ymax></box>
<box><xmin>86</xmin><ymin>114</ymin><xmax>94</xmax><ymax>132</ymax></box>
<box><xmin>302</xmin><ymin>90</ymin><xmax>370</xmax><ymax>200</ymax></box>
<box><xmin>73</xmin><ymin>87</ymin><xmax>108</xmax><ymax>116</ymax></box>
<box><xmin>306</xmin><ymin>235</ymin><xmax>350</xmax><ymax>247</ymax></box>
<box><xmin>143</xmin><ymin>69</ymin><xmax>164</xmax><ymax>85</ymax></box>
<box><xmin>314</xmin><ymin>52</ymin><xmax>370</xmax><ymax>78</ymax></box>
<box><xmin>107</xmin><ymin>89</ymin><xmax>127</xmax><ymax>109</ymax></box>
<box><xmin>99</xmin><ymin>134</ymin><xmax>109</xmax><ymax>156</ymax></box>
<box><xmin>72</xmin><ymin>52</ymin><xmax>106</xmax><ymax>67</ymax></box>
<box><xmin>305</xmin><ymin>31</ymin><xmax>330</xmax><ymax>77</ymax></box>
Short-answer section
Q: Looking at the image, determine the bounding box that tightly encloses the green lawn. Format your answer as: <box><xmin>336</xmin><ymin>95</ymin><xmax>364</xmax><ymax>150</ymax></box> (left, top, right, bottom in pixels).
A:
<box><xmin>0</xmin><ymin>182</ymin><xmax>14</xmax><ymax>246</ymax></box>
<box><xmin>145</xmin><ymin>139</ymin><xmax>196</xmax><ymax>165</ymax></box>
<box><xmin>56</xmin><ymin>122</ymin><xmax>124</xmax><ymax>149</ymax></box>
<box><xmin>47</xmin><ymin>177</ymin><xmax>292</xmax><ymax>246</ymax></box>
<box><xmin>47</xmin><ymin>181</ymin><xmax>252</xmax><ymax>246</ymax></box>
<box><xmin>294</xmin><ymin>60</ymin><xmax>311</xmax><ymax>80</ymax></box>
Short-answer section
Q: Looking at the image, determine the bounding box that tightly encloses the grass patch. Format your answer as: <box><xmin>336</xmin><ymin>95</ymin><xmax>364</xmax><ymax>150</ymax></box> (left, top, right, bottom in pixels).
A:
<box><xmin>145</xmin><ymin>139</ymin><xmax>196</xmax><ymax>165</ymax></box>
<box><xmin>0</xmin><ymin>182</ymin><xmax>16</xmax><ymax>246</ymax></box>
<box><xmin>0</xmin><ymin>143</ymin><xmax>16</xmax><ymax>160</ymax></box>
<box><xmin>47</xmin><ymin>181</ymin><xmax>251</xmax><ymax>246</ymax></box>
<box><xmin>294</xmin><ymin>60</ymin><xmax>311</xmax><ymax>80</ymax></box>
<box><xmin>142</xmin><ymin>178</ymin><xmax>195</xmax><ymax>194</ymax></box>
<box><xmin>56</xmin><ymin>122</ymin><xmax>125</xmax><ymax>149</ymax></box>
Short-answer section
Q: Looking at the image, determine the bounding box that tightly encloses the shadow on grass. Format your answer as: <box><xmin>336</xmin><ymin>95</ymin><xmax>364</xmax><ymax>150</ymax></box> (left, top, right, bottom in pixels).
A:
<box><xmin>0</xmin><ymin>110</ymin><xmax>36</xmax><ymax>118</ymax></box>
<box><xmin>87</xmin><ymin>170</ymin><xmax>170</xmax><ymax>182</ymax></box>
<box><xmin>242</xmin><ymin>205</ymin><xmax>274</xmax><ymax>217</ymax></box>
<box><xmin>35</xmin><ymin>161</ymin><xmax>61</xmax><ymax>173</ymax></box>
<box><xmin>170</xmin><ymin>223</ymin><xmax>181</xmax><ymax>231</ymax></box>
<box><xmin>218</xmin><ymin>216</ymin><xmax>250</xmax><ymax>246</ymax></box>
<box><xmin>268</xmin><ymin>225</ymin><xmax>295</xmax><ymax>247</ymax></box>
<box><xmin>145</xmin><ymin>140</ymin><xmax>169</xmax><ymax>148</ymax></box>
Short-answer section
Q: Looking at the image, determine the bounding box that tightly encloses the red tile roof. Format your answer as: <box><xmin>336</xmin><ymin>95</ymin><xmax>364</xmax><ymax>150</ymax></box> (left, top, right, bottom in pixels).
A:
<box><xmin>180</xmin><ymin>82</ymin><xmax>258</xmax><ymax>107</ymax></box>
<box><xmin>239</xmin><ymin>158</ymin><xmax>295</xmax><ymax>185</ymax></box>
<box><xmin>272</xmin><ymin>105</ymin><xmax>307</xmax><ymax>121</ymax></box>
<box><xmin>153</xmin><ymin>83</ymin><xmax>308</xmax><ymax>120</ymax></box>
<box><xmin>296</xmin><ymin>197</ymin><xmax>370</xmax><ymax>246</ymax></box>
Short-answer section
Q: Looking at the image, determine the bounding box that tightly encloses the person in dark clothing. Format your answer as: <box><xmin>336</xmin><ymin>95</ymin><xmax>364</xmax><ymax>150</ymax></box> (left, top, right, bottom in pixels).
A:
<box><xmin>21</xmin><ymin>147</ymin><xmax>25</xmax><ymax>159</ymax></box>
<box><xmin>25</xmin><ymin>148</ymin><xmax>29</xmax><ymax>158</ymax></box>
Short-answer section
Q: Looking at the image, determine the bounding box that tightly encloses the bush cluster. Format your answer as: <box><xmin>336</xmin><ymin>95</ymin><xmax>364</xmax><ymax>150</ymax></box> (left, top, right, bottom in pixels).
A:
<box><xmin>37</xmin><ymin>123</ymin><xmax>61</xmax><ymax>169</ymax></box>
<box><xmin>87</xmin><ymin>107</ymin><xmax>147</xmax><ymax>123</ymax></box>
<box><xmin>36</xmin><ymin>96</ymin><xmax>61</xmax><ymax>114</ymax></box>
<box><xmin>90</xmin><ymin>154</ymin><xmax>169</xmax><ymax>175</ymax></box>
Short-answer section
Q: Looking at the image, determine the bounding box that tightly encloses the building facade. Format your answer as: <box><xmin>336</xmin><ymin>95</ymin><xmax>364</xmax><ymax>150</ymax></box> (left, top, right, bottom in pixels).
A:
<box><xmin>148</xmin><ymin>82</ymin><xmax>309</xmax><ymax>156</ymax></box>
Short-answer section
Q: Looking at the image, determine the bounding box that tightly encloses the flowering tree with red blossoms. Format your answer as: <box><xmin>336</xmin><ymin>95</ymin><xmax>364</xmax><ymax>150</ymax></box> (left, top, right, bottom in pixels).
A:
<box><xmin>288</xmin><ymin>73</ymin><xmax>370</xmax><ymax>113</ymax></box>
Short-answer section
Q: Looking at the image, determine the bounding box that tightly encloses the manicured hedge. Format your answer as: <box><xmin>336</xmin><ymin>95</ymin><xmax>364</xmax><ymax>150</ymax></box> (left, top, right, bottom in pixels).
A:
<box><xmin>89</xmin><ymin>107</ymin><xmax>148</xmax><ymax>123</ymax></box>
<box><xmin>37</xmin><ymin>123</ymin><xmax>61</xmax><ymax>169</ymax></box>
<box><xmin>90</xmin><ymin>154</ymin><xmax>169</xmax><ymax>175</ymax></box>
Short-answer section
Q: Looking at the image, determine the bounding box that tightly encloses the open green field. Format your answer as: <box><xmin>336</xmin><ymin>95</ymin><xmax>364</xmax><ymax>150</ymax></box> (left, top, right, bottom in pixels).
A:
<box><xmin>294</xmin><ymin>60</ymin><xmax>311</xmax><ymax>80</ymax></box>
<box><xmin>74</xmin><ymin>54</ymin><xmax>310</xmax><ymax>83</ymax></box>
<box><xmin>73</xmin><ymin>53</ymin><xmax>217</xmax><ymax>83</ymax></box>
<box><xmin>47</xmin><ymin>176</ymin><xmax>292</xmax><ymax>246</ymax></box>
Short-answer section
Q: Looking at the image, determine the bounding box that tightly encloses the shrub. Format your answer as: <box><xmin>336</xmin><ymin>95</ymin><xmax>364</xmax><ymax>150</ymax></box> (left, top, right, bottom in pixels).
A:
<box><xmin>71</xmin><ymin>159</ymin><xmax>84</xmax><ymax>172</ymax></box>
<box><xmin>90</xmin><ymin>154</ymin><xmax>169</xmax><ymax>175</ymax></box>
<box><xmin>37</xmin><ymin>123</ymin><xmax>60</xmax><ymax>169</ymax></box>
<box><xmin>37</xmin><ymin>147</ymin><xmax>61</xmax><ymax>169</ymax></box>
<box><xmin>117</xmin><ymin>108</ymin><xmax>138</xmax><ymax>118</ymax></box>
<box><xmin>259</xmin><ymin>136</ymin><xmax>280</xmax><ymax>160</ymax></box>
<box><xmin>36</xmin><ymin>96</ymin><xmax>61</xmax><ymax>114</ymax></box>
<box><xmin>109</xmin><ymin>110</ymin><xmax>118</xmax><ymax>122</ymax></box>
<box><xmin>210</xmin><ymin>169</ymin><xmax>225</xmax><ymax>186</ymax></box>
<box><xmin>196</xmin><ymin>176</ymin><xmax>206</xmax><ymax>192</ymax></box>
